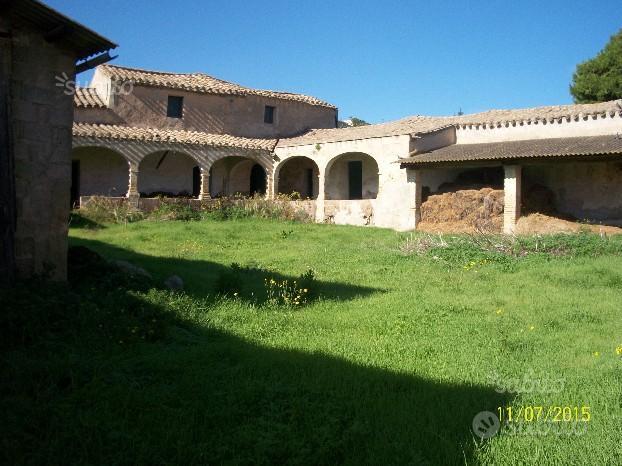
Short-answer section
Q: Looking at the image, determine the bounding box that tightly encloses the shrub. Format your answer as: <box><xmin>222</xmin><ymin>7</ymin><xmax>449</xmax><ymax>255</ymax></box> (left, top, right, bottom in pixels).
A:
<box><xmin>73</xmin><ymin>195</ymin><xmax>312</xmax><ymax>225</ymax></box>
<box><xmin>200</xmin><ymin>194</ymin><xmax>312</xmax><ymax>222</ymax></box>
<box><xmin>149</xmin><ymin>199</ymin><xmax>201</xmax><ymax>221</ymax></box>
<box><xmin>265</xmin><ymin>268</ymin><xmax>316</xmax><ymax>307</ymax></box>
<box><xmin>76</xmin><ymin>196</ymin><xmax>144</xmax><ymax>225</ymax></box>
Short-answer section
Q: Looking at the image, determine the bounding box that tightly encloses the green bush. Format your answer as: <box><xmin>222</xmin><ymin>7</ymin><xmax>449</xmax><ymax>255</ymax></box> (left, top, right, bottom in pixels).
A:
<box><xmin>74</xmin><ymin>195</ymin><xmax>312</xmax><ymax>225</ymax></box>
<box><xmin>76</xmin><ymin>196</ymin><xmax>144</xmax><ymax>225</ymax></box>
<box><xmin>200</xmin><ymin>194</ymin><xmax>312</xmax><ymax>222</ymax></box>
<box><xmin>149</xmin><ymin>199</ymin><xmax>201</xmax><ymax>221</ymax></box>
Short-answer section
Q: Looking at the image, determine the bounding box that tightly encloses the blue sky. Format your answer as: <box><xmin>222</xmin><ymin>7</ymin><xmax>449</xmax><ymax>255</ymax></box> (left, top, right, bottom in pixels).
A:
<box><xmin>49</xmin><ymin>0</ymin><xmax>620</xmax><ymax>123</ymax></box>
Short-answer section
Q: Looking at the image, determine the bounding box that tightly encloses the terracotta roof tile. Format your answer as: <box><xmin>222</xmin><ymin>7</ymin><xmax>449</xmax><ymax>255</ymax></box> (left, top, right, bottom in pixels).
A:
<box><xmin>278</xmin><ymin>100</ymin><xmax>622</xmax><ymax>147</ymax></box>
<box><xmin>74</xmin><ymin>87</ymin><xmax>106</xmax><ymax>108</ymax></box>
<box><xmin>98</xmin><ymin>65</ymin><xmax>336</xmax><ymax>109</ymax></box>
<box><xmin>399</xmin><ymin>135</ymin><xmax>622</xmax><ymax>165</ymax></box>
<box><xmin>72</xmin><ymin>123</ymin><xmax>277</xmax><ymax>151</ymax></box>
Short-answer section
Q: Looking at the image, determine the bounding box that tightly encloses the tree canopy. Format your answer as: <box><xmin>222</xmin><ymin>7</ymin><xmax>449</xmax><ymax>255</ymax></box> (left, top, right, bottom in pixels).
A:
<box><xmin>570</xmin><ymin>29</ymin><xmax>622</xmax><ymax>103</ymax></box>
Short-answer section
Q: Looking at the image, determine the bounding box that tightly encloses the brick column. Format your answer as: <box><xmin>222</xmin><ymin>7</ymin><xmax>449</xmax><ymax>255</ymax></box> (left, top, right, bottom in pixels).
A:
<box><xmin>127</xmin><ymin>162</ymin><xmax>139</xmax><ymax>208</ymax></box>
<box><xmin>503</xmin><ymin>165</ymin><xmax>522</xmax><ymax>234</ymax></box>
<box><xmin>406</xmin><ymin>169</ymin><xmax>422</xmax><ymax>229</ymax></box>
<box><xmin>199</xmin><ymin>166</ymin><xmax>210</xmax><ymax>200</ymax></box>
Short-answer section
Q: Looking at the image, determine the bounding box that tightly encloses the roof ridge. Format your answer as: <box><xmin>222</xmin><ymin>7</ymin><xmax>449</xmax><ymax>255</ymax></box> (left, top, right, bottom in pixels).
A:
<box><xmin>73</xmin><ymin>121</ymin><xmax>275</xmax><ymax>140</ymax></box>
<box><xmin>73</xmin><ymin>122</ymin><xmax>278</xmax><ymax>151</ymax></box>
<box><xmin>97</xmin><ymin>64</ymin><xmax>336</xmax><ymax>108</ymax></box>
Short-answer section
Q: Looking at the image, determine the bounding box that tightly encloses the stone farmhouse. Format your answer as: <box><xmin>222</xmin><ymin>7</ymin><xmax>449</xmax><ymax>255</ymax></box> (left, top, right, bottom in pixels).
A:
<box><xmin>73</xmin><ymin>65</ymin><xmax>622</xmax><ymax>233</ymax></box>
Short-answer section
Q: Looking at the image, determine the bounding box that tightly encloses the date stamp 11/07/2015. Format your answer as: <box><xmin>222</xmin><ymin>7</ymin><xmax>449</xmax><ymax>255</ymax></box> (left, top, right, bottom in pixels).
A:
<box><xmin>472</xmin><ymin>406</ymin><xmax>591</xmax><ymax>439</ymax></box>
<box><xmin>497</xmin><ymin>405</ymin><xmax>591</xmax><ymax>423</ymax></box>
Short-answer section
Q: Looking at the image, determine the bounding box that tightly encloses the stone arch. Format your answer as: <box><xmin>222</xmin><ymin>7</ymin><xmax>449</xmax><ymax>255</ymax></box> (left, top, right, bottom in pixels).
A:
<box><xmin>208</xmin><ymin>155</ymin><xmax>269</xmax><ymax>197</ymax></box>
<box><xmin>138</xmin><ymin>150</ymin><xmax>202</xmax><ymax>197</ymax></box>
<box><xmin>324</xmin><ymin>152</ymin><xmax>379</xmax><ymax>200</ymax></box>
<box><xmin>71</xmin><ymin>146</ymin><xmax>130</xmax><ymax>203</ymax></box>
<box><xmin>274</xmin><ymin>156</ymin><xmax>320</xmax><ymax>199</ymax></box>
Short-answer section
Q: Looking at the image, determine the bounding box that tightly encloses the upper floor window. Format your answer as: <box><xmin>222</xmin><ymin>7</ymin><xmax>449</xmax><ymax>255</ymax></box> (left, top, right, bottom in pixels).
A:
<box><xmin>167</xmin><ymin>96</ymin><xmax>184</xmax><ymax>118</ymax></box>
<box><xmin>264</xmin><ymin>105</ymin><xmax>275</xmax><ymax>124</ymax></box>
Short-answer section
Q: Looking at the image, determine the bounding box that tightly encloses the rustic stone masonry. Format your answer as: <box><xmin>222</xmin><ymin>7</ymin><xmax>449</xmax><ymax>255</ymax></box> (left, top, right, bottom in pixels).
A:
<box><xmin>1</xmin><ymin>0</ymin><xmax>115</xmax><ymax>282</ymax></box>
<box><xmin>10</xmin><ymin>27</ymin><xmax>76</xmax><ymax>279</ymax></box>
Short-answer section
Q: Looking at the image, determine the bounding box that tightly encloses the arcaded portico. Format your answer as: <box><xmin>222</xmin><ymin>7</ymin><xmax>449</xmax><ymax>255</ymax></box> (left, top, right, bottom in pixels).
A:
<box><xmin>72</xmin><ymin>123</ymin><xmax>276</xmax><ymax>206</ymax></box>
<box><xmin>72</xmin><ymin>64</ymin><xmax>622</xmax><ymax>233</ymax></box>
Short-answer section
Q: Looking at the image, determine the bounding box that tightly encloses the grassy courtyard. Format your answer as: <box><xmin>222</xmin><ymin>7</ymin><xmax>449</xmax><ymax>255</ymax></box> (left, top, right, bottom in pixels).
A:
<box><xmin>2</xmin><ymin>217</ymin><xmax>622</xmax><ymax>465</ymax></box>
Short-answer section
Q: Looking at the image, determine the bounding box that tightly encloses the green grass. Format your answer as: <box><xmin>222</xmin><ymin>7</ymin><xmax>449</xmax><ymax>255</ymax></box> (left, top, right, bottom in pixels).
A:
<box><xmin>2</xmin><ymin>217</ymin><xmax>622</xmax><ymax>465</ymax></box>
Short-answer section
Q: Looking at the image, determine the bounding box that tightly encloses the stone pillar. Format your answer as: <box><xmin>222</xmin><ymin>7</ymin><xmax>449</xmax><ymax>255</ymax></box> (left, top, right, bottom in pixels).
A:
<box><xmin>406</xmin><ymin>169</ymin><xmax>422</xmax><ymax>229</ymax></box>
<box><xmin>503</xmin><ymin>165</ymin><xmax>522</xmax><ymax>234</ymax></box>
<box><xmin>265</xmin><ymin>167</ymin><xmax>273</xmax><ymax>199</ymax></box>
<box><xmin>315</xmin><ymin>168</ymin><xmax>326</xmax><ymax>223</ymax></box>
<box><xmin>199</xmin><ymin>166</ymin><xmax>210</xmax><ymax>200</ymax></box>
<box><xmin>127</xmin><ymin>162</ymin><xmax>140</xmax><ymax>208</ymax></box>
<box><xmin>269</xmin><ymin>166</ymin><xmax>278</xmax><ymax>200</ymax></box>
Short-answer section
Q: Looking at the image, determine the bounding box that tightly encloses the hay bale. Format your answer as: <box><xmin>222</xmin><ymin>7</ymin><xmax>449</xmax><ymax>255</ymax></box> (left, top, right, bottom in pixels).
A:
<box><xmin>419</xmin><ymin>187</ymin><xmax>504</xmax><ymax>233</ymax></box>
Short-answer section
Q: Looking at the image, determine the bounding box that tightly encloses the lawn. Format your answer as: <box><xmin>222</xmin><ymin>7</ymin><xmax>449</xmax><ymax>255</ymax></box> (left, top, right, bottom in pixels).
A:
<box><xmin>2</xmin><ymin>217</ymin><xmax>622</xmax><ymax>465</ymax></box>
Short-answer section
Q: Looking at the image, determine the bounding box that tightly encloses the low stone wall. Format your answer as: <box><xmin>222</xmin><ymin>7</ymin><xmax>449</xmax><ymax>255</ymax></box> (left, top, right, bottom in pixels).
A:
<box><xmin>289</xmin><ymin>200</ymin><xmax>316</xmax><ymax>219</ymax></box>
<box><xmin>324</xmin><ymin>200</ymin><xmax>376</xmax><ymax>226</ymax></box>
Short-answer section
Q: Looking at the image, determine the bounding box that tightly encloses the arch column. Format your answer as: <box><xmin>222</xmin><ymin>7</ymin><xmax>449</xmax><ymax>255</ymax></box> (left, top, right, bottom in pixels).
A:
<box><xmin>315</xmin><ymin>166</ymin><xmax>326</xmax><ymax>222</ymax></box>
<box><xmin>406</xmin><ymin>168</ymin><xmax>422</xmax><ymax>229</ymax></box>
<box><xmin>199</xmin><ymin>165</ymin><xmax>210</xmax><ymax>200</ymax></box>
<box><xmin>127</xmin><ymin>162</ymin><xmax>140</xmax><ymax>207</ymax></box>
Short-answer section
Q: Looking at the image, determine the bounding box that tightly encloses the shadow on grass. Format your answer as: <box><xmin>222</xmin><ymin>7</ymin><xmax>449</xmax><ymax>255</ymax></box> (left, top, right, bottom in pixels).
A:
<box><xmin>68</xmin><ymin>212</ymin><xmax>107</xmax><ymax>230</ymax></box>
<box><xmin>1</xmin><ymin>246</ymin><xmax>510</xmax><ymax>464</ymax></box>
<box><xmin>69</xmin><ymin>236</ymin><xmax>382</xmax><ymax>303</ymax></box>
<box><xmin>1</xmin><ymin>292</ymin><xmax>509</xmax><ymax>464</ymax></box>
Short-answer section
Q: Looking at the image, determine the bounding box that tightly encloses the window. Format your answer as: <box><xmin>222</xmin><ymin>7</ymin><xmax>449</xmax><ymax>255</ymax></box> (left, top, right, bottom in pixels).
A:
<box><xmin>348</xmin><ymin>161</ymin><xmax>363</xmax><ymax>200</ymax></box>
<box><xmin>167</xmin><ymin>96</ymin><xmax>183</xmax><ymax>118</ymax></box>
<box><xmin>264</xmin><ymin>105</ymin><xmax>275</xmax><ymax>124</ymax></box>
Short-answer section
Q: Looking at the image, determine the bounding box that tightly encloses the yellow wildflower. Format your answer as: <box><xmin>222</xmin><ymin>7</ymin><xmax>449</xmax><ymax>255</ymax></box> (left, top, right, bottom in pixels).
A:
<box><xmin>616</xmin><ymin>345</ymin><xmax>622</xmax><ymax>356</ymax></box>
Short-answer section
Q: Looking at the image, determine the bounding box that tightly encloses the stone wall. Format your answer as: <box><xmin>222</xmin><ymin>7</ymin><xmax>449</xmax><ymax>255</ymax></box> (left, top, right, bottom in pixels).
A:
<box><xmin>83</xmin><ymin>69</ymin><xmax>337</xmax><ymax>139</ymax></box>
<box><xmin>10</xmin><ymin>23</ymin><xmax>75</xmax><ymax>280</ymax></box>
<box><xmin>523</xmin><ymin>160</ymin><xmax>622</xmax><ymax>224</ymax></box>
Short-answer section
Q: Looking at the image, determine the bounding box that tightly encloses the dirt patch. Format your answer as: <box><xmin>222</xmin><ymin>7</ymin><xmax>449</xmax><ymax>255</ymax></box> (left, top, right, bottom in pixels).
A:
<box><xmin>418</xmin><ymin>187</ymin><xmax>504</xmax><ymax>233</ymax></box>
<box><xmin>516</xmin><ymin>213</ymin><xmax>622</xmax><ymax>235</ymax></box>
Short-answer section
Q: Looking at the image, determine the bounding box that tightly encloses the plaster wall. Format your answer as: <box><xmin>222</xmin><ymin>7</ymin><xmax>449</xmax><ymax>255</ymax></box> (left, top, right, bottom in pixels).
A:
<box><xmin>456</xmin><ymin>114</ymin><xmax>622</xmax><ymax>144</ymax></box>
<box><xmin>72</xmin><ymin>147</ymin><xmax>129</xmax><ymax>197</ymax></box>
<box><xmin>138</xmin><ymin>150</ymin><xmax>198</xmax><ymax>196</ymax></box>
<box><xmin>277</xmin><ymin>157</ymin><xmax>319</xmax><ymax>199</ymax></box>
<box><xmin>275</xmin><ymin>134</ymin><xmax>416</xmax><ymax>230</ymax></box>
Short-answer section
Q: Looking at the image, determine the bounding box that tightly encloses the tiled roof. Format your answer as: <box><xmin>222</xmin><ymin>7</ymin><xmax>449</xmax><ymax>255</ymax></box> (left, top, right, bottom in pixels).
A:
<box><xmin>278</xmin><ymin>100</ymin><xmax>622</xmax><ymax>147</ymax></box>
<box><xmin>74</xmin><ymin>87</ymin><xmax>106</xmax><ymax>108</ymax></box>
<box><xmin>98</xmin><ymin>65</ymin><xmax>336</xmax><ymax>109</ymax></box>
<box><xmin>72</xmin><ymin>123</ymin><xmax>278</xmax><ymax>151</ymax></box>
<box><xmin>399</xmin><ymin>135</ymin><xmax>622</xmax><ymax>166</ymax></box>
